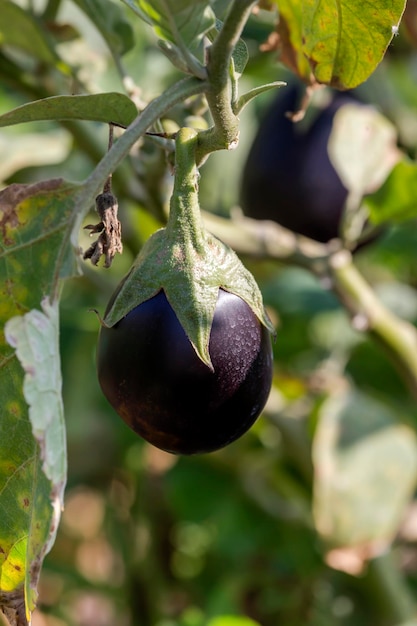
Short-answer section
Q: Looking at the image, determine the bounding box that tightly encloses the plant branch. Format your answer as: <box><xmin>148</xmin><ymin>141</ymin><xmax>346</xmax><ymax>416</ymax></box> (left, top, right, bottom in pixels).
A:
<box><xmin>166</xmin><ymin>127</ymin><xmax>205</xmax><ymax>252</ymax></box>
<box><xmin>196</xmin><ymin>0</ymin><xmax>257</xmax><ymax>163</ymax></box>
<box><xmin>202</xmin><ymin>210</ymin><xmax>330</xmax><ymax>271</ymax></box>
<box><xmin>328</xmin><ymin>250</ymin><xmax>417</xmax><ymax>400</ymax></box>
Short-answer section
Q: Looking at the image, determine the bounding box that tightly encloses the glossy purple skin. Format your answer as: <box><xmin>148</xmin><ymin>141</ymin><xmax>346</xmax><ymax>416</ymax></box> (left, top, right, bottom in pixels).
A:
<box><xmin>240</xmin><ymin>85</ymin><xmax>358</xmax><ymax>243</ymax></box>
<box><xmin>97</xmin><ymin>289</ymin><xmax>273</xmax><ymax>454</ymax></box>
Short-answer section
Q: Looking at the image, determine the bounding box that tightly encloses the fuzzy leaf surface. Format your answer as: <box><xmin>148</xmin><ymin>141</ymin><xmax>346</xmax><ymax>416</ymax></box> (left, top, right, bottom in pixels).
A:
<box><xmin>0</xmin><ymin>93</ymin><xmax>137</xmax><ymax>129</ymax></box>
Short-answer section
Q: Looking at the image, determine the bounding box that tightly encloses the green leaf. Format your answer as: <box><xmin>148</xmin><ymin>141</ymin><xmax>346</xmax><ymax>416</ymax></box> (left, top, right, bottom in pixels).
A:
<box><xmin>313</xmin><ymin>389</ymin><xmax>417</xmax><ymax>550</ymax></box>
<box><xmin>122</xmin><ymin>0</ymin><xmax>216</xmax><ymax>54</ymax></box>
<box><xmin>0</xmin><ymin>0</ymin><xmax>59</xmax><ymax>66</ymax></box>
<box><xmin>365</xmin><ymin>159</ymin><xmax>417</xmax><ymax>225</ymax></box>
<box><xmin>0</xmin><ymin>179</ymin><xmax>83</xmax><ymax>622</ymax></box>
<box><xmin>210</xmin><ymin>19</ymin><xmax>248</xmax><ymax>78</ymax></box>
<box><xmin>273</xmin><ymin>0</ymin><xmax>406</xmax><ymax>88</ymax></box>
<box><xmin>234</xmin><ymin>81</ymin><xmax>286</xmax><ymax>115</ymax></box>
<box><xmin>302</xmin><ymin>0</ymin><xmax>406</xmax><ymax>88</ymax></box>
<box><xmin>0</xmin><ymin>93</ymin><xmax>138</xmax><ymax>129</ymax></box>
<box><xmin>73</xmin><ymin>0</ymin><xmax>135</xmax><ymax>57</ymax></box>
<box><xmin>230</xmin><ymin>34</ymin><xmax>248</xmax><ymax>77</ymax></box>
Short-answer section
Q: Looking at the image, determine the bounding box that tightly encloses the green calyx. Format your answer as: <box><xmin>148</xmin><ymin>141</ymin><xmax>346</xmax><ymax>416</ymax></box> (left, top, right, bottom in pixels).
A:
<box><xmin>103</xmin><ymin>126</ymin><xmax>274</xmax><ymax>369</ymax></box>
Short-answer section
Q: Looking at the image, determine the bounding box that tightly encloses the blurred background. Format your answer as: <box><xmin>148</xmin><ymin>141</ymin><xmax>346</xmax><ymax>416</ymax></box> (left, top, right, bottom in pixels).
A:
<box><xmin>2</xmin><ymin>1</ymin><xmax>417</xmax><ymax>625</ymax></box>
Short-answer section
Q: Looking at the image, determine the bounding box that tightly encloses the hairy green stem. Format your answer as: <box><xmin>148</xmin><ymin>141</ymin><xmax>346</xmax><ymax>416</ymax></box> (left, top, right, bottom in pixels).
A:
<box><xmin>74</xmin><ymin>77</ymin><xmax>207</xmax><ymax>224</ymax></box>
<box><xmin>196</xmin><ymin>0</ymin><xmax>257</xmax><ymax>162</ymax></box>
<box><xmin>166</xmin><ymin>127</ymin><xmax>206</xmax><ymax>253</ymax></box>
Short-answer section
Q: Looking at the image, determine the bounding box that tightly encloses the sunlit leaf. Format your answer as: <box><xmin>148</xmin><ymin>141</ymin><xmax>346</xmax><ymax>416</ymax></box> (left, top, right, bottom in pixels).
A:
<box><xmin>313</xmin><ymin>389</ymin><xmax>417</xmax><ymax>551</ymax></box>
<box><xmin>0</xmin><ymin>93</ymin><xmax>137</xmax><ymax>129</ymax></box>
<box><xmin>364</xmin><ymin>159</ymin><xmax>417</xmax><ymax>225</ymax></box>
<box><xmin>273</xmin><ymin>0</ymin><xmax>406</xmax><ymax>88</ymax></box>
<box><xmin>302</xmin><ymin>0</ymin><xmax>406</xmax><ymax>88</ymax></box>
<box><xmin>328</xmin><ymin>103</ymin><xmax>401</xmax><ymax>198</ymax></box>
<box><xmin>0</xmin><ymin>179</ymin><xmax>82</xmax><ymax>623</ymax></box>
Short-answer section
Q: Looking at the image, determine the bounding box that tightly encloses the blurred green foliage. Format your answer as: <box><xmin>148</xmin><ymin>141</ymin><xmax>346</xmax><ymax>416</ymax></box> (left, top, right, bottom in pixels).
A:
<box><xmin>2</xmin><ymin>1</ymin><xmax>417</xmax><ymax>625</ymax></box>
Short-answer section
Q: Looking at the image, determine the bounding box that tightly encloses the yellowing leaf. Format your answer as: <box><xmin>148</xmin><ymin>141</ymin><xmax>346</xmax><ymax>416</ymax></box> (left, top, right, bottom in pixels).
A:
<box><xmin>302</xmin><ymin>0</ymin><xmax>406</xmax><ymax>88</ymax></box>
<box><xmin>5</xmin><ymin>299</ymin><xmax>66</xmax><ymax>620</ymax></box>
<box><xmin>273</xmin><ymin>0</ymin><xmax>406</xmax><ymax>88</ymax></box>
<box><xmin>0</xmin><ymin>179</ymin><xmax>82</xmax><ymax>624</ymax></box>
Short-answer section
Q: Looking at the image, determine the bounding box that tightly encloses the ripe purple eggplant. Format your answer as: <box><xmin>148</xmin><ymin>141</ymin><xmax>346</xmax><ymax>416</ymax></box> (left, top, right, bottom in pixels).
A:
<box><xmin>240</xmin><ymin>85</ymin><xmax>359</xmax><ymax>243</ymax></box>
<box><xmin>97</xmin><ymin>288</ymin><xmax>273</xmax><ymax>455</ymax></box>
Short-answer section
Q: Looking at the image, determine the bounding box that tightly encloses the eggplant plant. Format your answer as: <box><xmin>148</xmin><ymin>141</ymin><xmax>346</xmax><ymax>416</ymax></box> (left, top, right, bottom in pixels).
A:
<box><xmin>2</xmin><ymin>1</ymin><xmax>417</xmax><ymax>625</ymax></box>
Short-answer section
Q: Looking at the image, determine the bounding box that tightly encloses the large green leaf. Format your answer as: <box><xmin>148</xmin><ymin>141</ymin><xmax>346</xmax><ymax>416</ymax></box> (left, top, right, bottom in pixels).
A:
<box><xmin>274</xmin><ymin>0</ymin><xmax>406</xmax><ymax>88</ymax></box>
<box><xmin>0</xmin><ymin>93</ymin><xmax>138</xmax><ymax>129</ymax></box>
<box><xmin>122</xmin><ymin>0</ymin><xmax>215</xmax><ymax>54</ymax></box>
<box><xmin>313</xmin><ymin>389</ymin><xmax>417</xmax><ymax>551</ymax></box>
<box><xmin>302</xmin><ymin>0</ymin><xmax>406</xmax><ymax>88</ymax></box>
<box><xmin>0</xmin><ymin>179</ymin><xmax>83</xmax><ymax>624</ymax></box>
